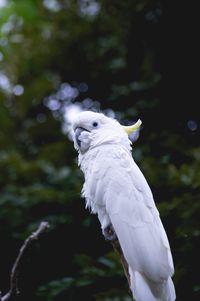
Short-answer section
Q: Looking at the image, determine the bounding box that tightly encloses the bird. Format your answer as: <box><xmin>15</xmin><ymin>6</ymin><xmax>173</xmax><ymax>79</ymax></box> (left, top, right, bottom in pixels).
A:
<box><xmin>72</xmin><ymin>110</ymin><xmax>176</xmax><ymax>301</ymax></box>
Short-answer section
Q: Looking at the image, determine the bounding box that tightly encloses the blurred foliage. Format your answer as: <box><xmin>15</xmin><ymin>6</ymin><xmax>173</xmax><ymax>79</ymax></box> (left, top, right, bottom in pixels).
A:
<box><xmin>0</xmin><ymin>0</ymin><xmax>199</xmax><ymax>300</ymax></box>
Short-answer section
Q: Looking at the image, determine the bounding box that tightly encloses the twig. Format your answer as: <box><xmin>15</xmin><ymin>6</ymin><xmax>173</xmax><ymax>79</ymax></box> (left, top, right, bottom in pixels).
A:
<box><xmin>1</xmin><ymin>221</ymin><xmax>50</xmax><ymax>301</ymax></box>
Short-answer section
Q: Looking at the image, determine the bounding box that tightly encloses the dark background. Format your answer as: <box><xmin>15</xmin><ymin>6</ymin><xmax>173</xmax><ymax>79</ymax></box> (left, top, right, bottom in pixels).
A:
<box><xmin>0</xmin><ymin>1</ymin><xmax>199</xmax><ymax>300</ymax></box>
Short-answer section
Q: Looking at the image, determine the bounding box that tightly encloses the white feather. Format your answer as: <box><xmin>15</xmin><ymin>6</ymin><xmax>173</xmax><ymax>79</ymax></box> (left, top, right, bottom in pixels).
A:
<box><xmin>73</xmin><ymin>111</ymin><xmax>176</xmax><ymax>301</ymax></box>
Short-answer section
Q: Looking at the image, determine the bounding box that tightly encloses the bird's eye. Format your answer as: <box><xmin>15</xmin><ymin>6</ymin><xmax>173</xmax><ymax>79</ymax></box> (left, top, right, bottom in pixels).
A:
<box><xmin>92</xmin><ymin>122</ymin><xmax>98</xmax><ymax>127</ymax></box>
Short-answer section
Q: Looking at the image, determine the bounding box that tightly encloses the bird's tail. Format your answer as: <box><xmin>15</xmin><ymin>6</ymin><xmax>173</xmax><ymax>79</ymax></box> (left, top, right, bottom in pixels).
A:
<box><xmin>129</xmin><ymin>269</ymin><xmax>176</xmax><ymax>301</ymax></box>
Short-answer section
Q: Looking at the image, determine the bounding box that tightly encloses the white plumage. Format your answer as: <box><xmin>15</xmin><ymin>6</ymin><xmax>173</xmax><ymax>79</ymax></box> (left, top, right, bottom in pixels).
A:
<box><xmin>72</xmin><ymin>111</ymin><xmax>176</xmax><ymax>301</ymax></box>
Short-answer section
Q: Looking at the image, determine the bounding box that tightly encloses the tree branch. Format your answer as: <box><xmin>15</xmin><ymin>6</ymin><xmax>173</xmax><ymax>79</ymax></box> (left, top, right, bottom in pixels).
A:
<box><xmin>1</xmin><ymin>221</ymin><xmax>50</xmax><ymax>301</ymax></box>
<box><xmin>104</xmin><ymin>225</ymin><xmax>131</xmax><ymax>290</ymax></box>
<box><xmin>111</xmin><ymin>239</ymin><xmax>131</xmax><ymax>288</ymax></box>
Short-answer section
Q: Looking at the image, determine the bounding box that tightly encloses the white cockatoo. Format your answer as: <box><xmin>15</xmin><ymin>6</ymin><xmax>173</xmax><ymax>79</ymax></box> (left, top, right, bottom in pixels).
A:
<box><xmin>72</xmin><ymin>110</ymin><xmax>176</xmax><ymax>301</ymax></box>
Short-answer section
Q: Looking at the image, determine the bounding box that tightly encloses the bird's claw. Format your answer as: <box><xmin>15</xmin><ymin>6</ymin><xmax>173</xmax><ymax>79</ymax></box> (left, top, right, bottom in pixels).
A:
<box><xmin>103</xmin><ymin>224</ymin><xmax>117</xmax><ymax>241</ymax></box>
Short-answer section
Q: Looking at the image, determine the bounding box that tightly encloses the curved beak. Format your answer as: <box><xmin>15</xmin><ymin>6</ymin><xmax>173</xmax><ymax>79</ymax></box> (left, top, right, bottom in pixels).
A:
<box><xmin>75</xmin><ymin>127</ymin><xmax>88</xmax><ymax>146</ymax></box>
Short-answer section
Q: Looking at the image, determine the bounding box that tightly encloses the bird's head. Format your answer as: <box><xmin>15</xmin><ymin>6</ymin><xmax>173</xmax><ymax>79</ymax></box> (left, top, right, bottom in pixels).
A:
<box><xmin>72</xmin><ymin>111</ymin><xmax>142</xmax><ymax>154</ymax></box>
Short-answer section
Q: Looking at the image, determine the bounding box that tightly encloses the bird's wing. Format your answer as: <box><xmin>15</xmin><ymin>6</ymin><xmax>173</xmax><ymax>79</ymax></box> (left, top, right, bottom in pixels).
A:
<box><xmin>91</xmin><ymin>146</ymin><xmax>174</xmax><ymax>282</ymax></box>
